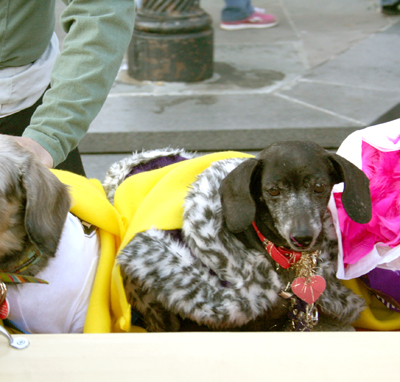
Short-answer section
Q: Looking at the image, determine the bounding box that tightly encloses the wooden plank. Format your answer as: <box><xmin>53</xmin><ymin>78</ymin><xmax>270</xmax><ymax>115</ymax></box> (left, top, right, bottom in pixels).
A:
<box><xmin>0</xmin><ymin>332</ymin><xmax>397</xmax><ymax>381</ymax></box>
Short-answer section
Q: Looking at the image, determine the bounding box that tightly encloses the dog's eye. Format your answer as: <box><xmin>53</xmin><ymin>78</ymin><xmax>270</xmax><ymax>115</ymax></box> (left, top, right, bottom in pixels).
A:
<box><xmin>314</xmin><ymin>183</ymin><xmax>325</xmax><ymax>193</ymax></box>
<box><xmin>267</xmin><ymin>187</ymin><xmax>280</xmax><ymax>196</ymax></box>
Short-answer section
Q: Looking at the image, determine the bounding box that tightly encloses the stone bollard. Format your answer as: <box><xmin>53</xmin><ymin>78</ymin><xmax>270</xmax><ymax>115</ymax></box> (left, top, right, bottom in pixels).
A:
<box><xmin>128</xmin><ymin>0</ymin><xmax>213</xmax><ymax>82</ymax></box>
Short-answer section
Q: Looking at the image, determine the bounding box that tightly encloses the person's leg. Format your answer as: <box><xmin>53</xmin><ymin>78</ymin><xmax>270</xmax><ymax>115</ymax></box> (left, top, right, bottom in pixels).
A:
<box><xmin>220</xmin><ymin>0</ymin><xmax>278</xmax><ymax>30</ymax></box>
<box><xmin>221</xmin><ymin>0</ymin><xmax>254</xmax><ymax>22</ymax></box>
<box><xmin>0</xmin><ymin>93</ymin><xmax>86</xmax><ymax>176</ymax></box>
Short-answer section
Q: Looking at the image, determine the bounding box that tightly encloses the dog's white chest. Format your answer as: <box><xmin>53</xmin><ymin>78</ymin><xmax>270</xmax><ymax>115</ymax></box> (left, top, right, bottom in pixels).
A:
<box><xmin>6</xmin><ymin>213</ymin><xmax>100</xmax><ymax>334</ymax></box>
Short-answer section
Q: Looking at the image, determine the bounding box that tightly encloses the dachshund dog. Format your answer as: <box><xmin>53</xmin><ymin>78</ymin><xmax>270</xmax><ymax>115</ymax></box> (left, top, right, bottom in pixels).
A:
<box><xmin>0</xmin><ymin>135</ymin><xmax>100</xmax><ymax>334</ymax></box>
<box><xmin>106</xmin><ymin>142</ymin><xmax>372</xmax><ymax>332</ymax></box>
<box><xmin>0</xmin><ymin>136</ymin><xmax>70</xmax><ymax>275</ymax></box>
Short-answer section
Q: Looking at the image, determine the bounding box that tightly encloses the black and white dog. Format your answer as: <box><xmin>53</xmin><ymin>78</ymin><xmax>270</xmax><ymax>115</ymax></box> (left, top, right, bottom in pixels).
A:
<box><xmin>104</xmin><ymin>141</ymin><xmax>372</xmax><ymax>332</ymax></box>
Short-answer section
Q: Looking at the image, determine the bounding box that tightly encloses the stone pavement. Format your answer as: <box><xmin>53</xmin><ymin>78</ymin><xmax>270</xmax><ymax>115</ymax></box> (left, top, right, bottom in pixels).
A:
<box><xmin>56</xmin><ymin>0</ymin><xmax>400</xmax><ymax>179</ymax></box>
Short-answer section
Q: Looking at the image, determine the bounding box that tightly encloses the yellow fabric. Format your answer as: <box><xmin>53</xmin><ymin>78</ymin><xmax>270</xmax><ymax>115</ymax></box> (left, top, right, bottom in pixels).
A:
<box><xmin>52</xmin><ymin>171</ymin><xmax>122</xmax><ymax>237</ymax></box>
<box><xmin>51</xmin><ymin>170</ymin><xmax>128</xmax><ymax>333</ymax></box>
<box><xmin>343</xmin><ymin>279</ymin><xmax>400</xmax><ymax>331</ymax></box>
<box><xmin>114</xmin><ymin>152</ymin><xmax>254</xmax><ymax>249</ymax></box>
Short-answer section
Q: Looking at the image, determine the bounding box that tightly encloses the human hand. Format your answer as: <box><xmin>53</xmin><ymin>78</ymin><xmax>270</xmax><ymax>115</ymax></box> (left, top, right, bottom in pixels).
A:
<box><xmin>12</xmin><ymin>136</ymin><xmax>54</xmax><ymax>168</ymax></box>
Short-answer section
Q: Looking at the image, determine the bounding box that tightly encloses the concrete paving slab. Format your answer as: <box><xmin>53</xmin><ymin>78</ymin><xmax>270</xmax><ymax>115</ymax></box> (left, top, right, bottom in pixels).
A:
<box><xmin>278</xmin><ymin>80</ymin><xmax>400</xmax><ymax>126</ymax></box>
<box><xmin>93</xmin><ymin>92</ymin><xmax>358</xmax><ymax>134</ymax></box>
<box><xmin>382</xmin><ymin>19</ymin><xmax>400</xmax><ymax>34</ymax></box>
<box><xmin>272</xmin><ymin>0</ymin><xmax>394</xmax><ymax>67</ymax></box>
<box><xmin>303</xmin><ymin>33</ymin><xmax>400</xmax><ymax>90</ymax></box>
<box><xmin>80</xmin><ymin>91</ymin><xmax>359</xmax><ymax>153</ymax></box>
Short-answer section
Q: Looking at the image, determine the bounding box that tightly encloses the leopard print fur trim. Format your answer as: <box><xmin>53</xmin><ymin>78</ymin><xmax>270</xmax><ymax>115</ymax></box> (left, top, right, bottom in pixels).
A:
<box><xmin>103</xmin><ymin>148</ymin><xmax>197</xmax><ymax>204</ymax></box>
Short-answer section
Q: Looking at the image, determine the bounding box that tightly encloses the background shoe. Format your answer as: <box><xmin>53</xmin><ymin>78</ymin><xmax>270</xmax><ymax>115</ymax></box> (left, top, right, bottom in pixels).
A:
<box><xmin>220</xmin><ymin>10</ymin><xmax>278</xmax><ymax>30</ymax></box>
<box><xmin>382</xmin><ymin>1</ymin><xmax>400</xmax><ymax>15</ymax></box>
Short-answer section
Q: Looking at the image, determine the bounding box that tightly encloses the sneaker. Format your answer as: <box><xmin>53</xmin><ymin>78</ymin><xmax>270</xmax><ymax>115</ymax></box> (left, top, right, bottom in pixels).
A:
<box><xmin>220</xmin><ymin>10</ymin><xmax>278</xmax><ymax>30</ymax></box>
<box><xmin>254</xmin><ymin>7</ymin><xmax>266</xmax><ymax>13</ymax></box>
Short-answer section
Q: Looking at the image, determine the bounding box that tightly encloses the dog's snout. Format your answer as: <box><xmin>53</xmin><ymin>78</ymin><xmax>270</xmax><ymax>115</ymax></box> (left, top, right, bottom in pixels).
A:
<box><xmin>290</xmin><ymin>232</ymin><xmax>313</xmax><ymax>248</ymax></box>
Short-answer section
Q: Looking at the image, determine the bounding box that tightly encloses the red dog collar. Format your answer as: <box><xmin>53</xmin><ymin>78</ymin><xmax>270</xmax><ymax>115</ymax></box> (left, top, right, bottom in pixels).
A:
<box><xmin>252</xmin><ymin>221</ymin><xmax>302</xmax><ymax>269</ymax></box>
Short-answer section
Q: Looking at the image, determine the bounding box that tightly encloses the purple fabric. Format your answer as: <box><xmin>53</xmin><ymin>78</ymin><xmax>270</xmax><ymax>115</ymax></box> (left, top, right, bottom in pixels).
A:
<box><xmin>126</xmin><ymin>155</ymin><xmax>188</xmax><ymax>178</ymax></box>
<box><xmin>361</xmin><ymin>268</ymin><xmax>400</xmax><ymax>312</ymax></box>
<box><xmin>287</xmin><ymin>299</ymin><xmax>312</xmax><ymax>331</ymax></box>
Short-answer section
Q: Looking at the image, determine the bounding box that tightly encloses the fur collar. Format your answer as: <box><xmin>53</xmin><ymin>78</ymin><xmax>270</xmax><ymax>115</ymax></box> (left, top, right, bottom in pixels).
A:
<box><xmin>104</xmin><ymin>148</ymin><xmax>196</xmax><ymax>204</ymax></box>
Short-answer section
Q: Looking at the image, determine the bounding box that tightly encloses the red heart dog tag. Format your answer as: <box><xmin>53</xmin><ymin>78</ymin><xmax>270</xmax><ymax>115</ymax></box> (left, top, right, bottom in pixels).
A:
<box><xmin>291</xmin><ymin>276</ymin><xmax>326</xmax><ymax>304</ymax></box>
<box><xmin>0</xmin><ymin>298</ymin><xmax>10</xmax><ymax>320</ymax></box>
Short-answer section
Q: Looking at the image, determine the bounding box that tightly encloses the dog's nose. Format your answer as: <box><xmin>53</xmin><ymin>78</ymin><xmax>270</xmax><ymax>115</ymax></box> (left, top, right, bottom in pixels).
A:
<box><xmin>290</xmin><ymin>233</ymin><xmax>313</xmax><ymax>248</ymax></box>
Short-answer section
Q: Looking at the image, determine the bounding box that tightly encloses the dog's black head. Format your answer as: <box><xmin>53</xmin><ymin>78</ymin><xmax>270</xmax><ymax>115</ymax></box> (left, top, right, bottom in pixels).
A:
<box><xmin>219</xmin><ymin>141</ymin><xmax>372</xmax><ymax>252</ymax></box>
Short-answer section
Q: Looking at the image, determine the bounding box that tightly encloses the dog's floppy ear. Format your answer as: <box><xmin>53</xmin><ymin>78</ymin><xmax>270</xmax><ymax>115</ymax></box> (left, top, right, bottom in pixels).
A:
<box><xmin>328</xmin><ymin>153</ymin><xmax>372</xmax><ymax>224</ymax></box>
<box><xmin>22</xmin><ymin>159</ymin><xmax>71</xmax><ymax>256</ymax></box>
<box><xmin>219</xmin><ymin>158</ymin><xmax>260</xmax><ymax>233</ymax></box>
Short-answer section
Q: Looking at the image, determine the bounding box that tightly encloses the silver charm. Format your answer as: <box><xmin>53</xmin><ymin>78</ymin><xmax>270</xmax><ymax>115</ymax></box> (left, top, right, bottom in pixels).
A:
<box><xmin>279</xmin><ymin>282</ymin><xmax>293</xmax><ymax>299</ymax></box>
<box><xmin>279</xmin><ymin>290</ymin><xmax>294</xmax><ymax>299</ymax></box>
